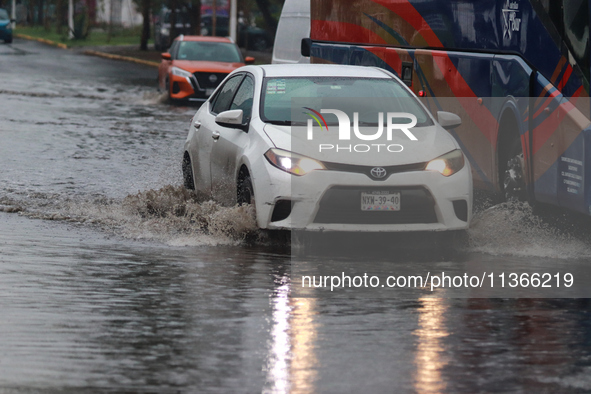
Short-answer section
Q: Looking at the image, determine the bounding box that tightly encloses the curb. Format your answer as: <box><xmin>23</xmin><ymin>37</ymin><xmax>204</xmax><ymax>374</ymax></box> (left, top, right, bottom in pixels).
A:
<box><xmin>83</xmin><ymin>50</ymin><xmax>160</xmax><ymax>68</ymax></box>
<box><xmin>15</xmin><ymin>33</ymin><xmax>69</xmax><ymax>49</ymax></box>
<box><xmin>15</xmin><ymin>34</ymin><xmax>160</xmax><ymax>68</ymax></box>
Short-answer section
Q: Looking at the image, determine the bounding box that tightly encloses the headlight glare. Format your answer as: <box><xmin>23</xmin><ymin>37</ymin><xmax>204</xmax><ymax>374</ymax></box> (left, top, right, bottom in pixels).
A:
<box><xmin>426</xmin><ymin>149</ymin><xmax>464</xmax><ymax>176</ymax></box>
<box><xmin>264</xmin><ymin>148</ymin><xmax>325</xmax><ymax>176</ymax></box>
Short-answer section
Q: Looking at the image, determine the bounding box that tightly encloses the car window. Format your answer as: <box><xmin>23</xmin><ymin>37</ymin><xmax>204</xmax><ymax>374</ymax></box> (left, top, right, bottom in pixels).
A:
<box><xmin>0</xmin><ymin>9</ymin><xmax>9</xmax><ymax>20</ymax></box>
<box><xmin>230</xmin><ymin>76</ymin><xmax>254</xmax><ymax>122</ymax></box>
<box><xmin>169</xmin><ymin>41</ymin><xmax>179</xmax><ymax>57</ymax></box>
<box><xmin>211</xmin><ymin>74</ymin><xmax>244</xmax><ymax>114</ymax></box>
<box><xmin>176</xmin><ymin>41</ymin><xmax>242</xmax><ymax>63</ymax></box>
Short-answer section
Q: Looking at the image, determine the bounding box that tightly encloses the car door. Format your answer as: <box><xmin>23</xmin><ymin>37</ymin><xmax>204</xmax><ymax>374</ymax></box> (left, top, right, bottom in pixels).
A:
<box><xmin>210</xmin><ymin>74</ymin><xmax>255</xmax><ymax>204</ymax></box>
<box><xmin>195</xmin><ymin>73</ymin><xmax>245</xmax><ymax>195</ymax></box>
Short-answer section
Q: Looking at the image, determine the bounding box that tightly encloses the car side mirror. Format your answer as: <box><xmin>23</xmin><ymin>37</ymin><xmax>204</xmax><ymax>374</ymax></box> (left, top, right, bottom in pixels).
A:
<box><xmin>301</xmin><ymin>38</ymin><xmax>311</xmax><ymax>57</ymax></box>
<box><xmin>10</xmin><ymin>19</ymin><xmax>16</xmax><ymax>23</ymax></box>
<box><xmin>437</xmin><ymin>111</ymin><xmax>462</xmax><ymax>130</ymax></box>
<box><xmin>244</xmin><ymin>56</ymin><xmax>255</xmax><ymax>65</ymax></box>
<box><xmin>161</xmin><ymin>52</ymin><xmax>172</xmax><ymax>60</ymax></box>
<box><xmin>215</xmin><ymin>109</ymin><xmax>247</xmax><ymax>130</ymax></box>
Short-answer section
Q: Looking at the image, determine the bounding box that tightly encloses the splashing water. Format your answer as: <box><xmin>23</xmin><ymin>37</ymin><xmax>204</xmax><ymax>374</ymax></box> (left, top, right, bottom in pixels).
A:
<box><xmin>468</xmin><ymin>201</ymin><xmax>591</xmax><ymax>259</ymax></box>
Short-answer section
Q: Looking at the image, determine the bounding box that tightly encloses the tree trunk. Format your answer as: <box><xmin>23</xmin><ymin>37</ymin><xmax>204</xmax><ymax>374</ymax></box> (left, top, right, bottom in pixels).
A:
<box><xmin>140</xmin><ymin>0</ymin><xmax>150</xmax><ymax>50</ymax></box>
<box><xmin>38</xmin><ymin>0</ymin><xmax>44</xmax><ymax>28</ymax></box>
<box><xmin>188</xmin><ymin>0</ymin><xmax>201</xmax><ymax>36</ymax></box>
<box><xmin>28</xmin><ymin>0</ymin><xmax>35</xmax><ymax>25</ymax></box>
<box><xmin>169</xmin><ymin>0</ymin><xmax>177</xmax><ymax>47</ymax></box>
<box><xmin>56</xmin><ymin>0</ymin><xmax>64</xmax><ymax>34</ymax></box>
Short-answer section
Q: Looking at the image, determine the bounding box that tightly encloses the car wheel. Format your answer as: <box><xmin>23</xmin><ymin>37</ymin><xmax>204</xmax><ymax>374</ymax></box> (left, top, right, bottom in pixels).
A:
<box><xmin>165</xmin><ymin>76</ymin><xmax>172</xmax><ymax>100</ymax></box>
<box><xmin>182</xmin><ymin>153</ymin><xmax>195</xmax><ymax>190</ymax></box>
<box><xmin>5</xmin><ymin>36</ymin><xmax>12</xmax><ymax>44</ymax></box>
<box><xmin>502</xmin><ymin>138</ymin><xmax>526</xmax><ymax>201</ymax></box>
<box><xmin>237</xmin><ymin>174</ymin><xmax>254</xmax><ymax>205</ymax></box>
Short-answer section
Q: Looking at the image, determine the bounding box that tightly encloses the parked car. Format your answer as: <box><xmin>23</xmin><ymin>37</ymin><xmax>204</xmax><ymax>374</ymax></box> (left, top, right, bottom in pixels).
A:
<box><xmin>201</xmin><ymin>15</ymin><xmax>273</xmax><ymax>51</ymax></box>
<box><xmin>158</xmin><ymin>35</ymin><xmax>254</xmax><ymax>101</ymax></box>
<box><xmin>182</xmin><ymin>64</ymin><xmax>472</xmax><ymax>232</ymax></box>
<box><xmin>153</xmin><ymin>7</ymin><xmax>192</xmax><ymax>51</ymax></box>
<box><xmin>0</xmin><ymin>8</ymin><xmax>13</xmax><ymax>44</ymax></box>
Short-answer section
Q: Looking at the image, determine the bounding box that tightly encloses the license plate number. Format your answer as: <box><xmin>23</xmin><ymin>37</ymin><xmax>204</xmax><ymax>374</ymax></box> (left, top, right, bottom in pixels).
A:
<box><xmin>361</xmin><ymin>191</ymin><xmax>400</xmax><ymax>211</ymax></box>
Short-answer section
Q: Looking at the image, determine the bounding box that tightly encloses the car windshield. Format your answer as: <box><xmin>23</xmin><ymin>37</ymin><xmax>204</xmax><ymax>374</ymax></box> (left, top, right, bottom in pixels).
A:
<box><xmin>175</xmin><ymin>41</ymin><xmax>241</xmax><ymax>63</ymax></box>
<box><xmin>0</xmin><ymin>9</ymin><xmax>9</xmax><ymax>20</ymax></box>
<box><xmin>261</xmin><ymin>77</ymin><xmax>433</xmax><ymax>127</ymax></box>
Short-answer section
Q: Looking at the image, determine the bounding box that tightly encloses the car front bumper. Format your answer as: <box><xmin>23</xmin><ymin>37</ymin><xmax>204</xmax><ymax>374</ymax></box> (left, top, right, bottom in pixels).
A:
<box><xmin>252</xmin><ymin>160</ymin><xmax>472</xmax><ymax>232</ymax></box>
<box><xmin>169</xmin><ymin>73</ymin><xmax>220</xmax><ymax>101</ymax></box>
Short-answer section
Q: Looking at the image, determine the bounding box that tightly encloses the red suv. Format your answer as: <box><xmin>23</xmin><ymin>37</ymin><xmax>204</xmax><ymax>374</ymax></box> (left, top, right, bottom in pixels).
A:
<box><xmin>158</xmin><ymin>35</ymin><xmax>254</xmax><ymax>101</ymax></box>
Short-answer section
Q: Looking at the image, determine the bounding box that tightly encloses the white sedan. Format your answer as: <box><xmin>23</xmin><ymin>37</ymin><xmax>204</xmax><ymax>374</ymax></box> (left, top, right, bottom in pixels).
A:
<box><xmin>182</xmin><ymin>64</ymin><xmax>472</xmax><ymax>232</ymax></box>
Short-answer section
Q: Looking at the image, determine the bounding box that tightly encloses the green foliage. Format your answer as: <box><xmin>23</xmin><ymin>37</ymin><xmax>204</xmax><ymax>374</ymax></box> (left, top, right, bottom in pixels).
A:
<box><xmin>18</xmin><ymin>25</ymin><xmax>151</xmax><ymax>46</ymax></box>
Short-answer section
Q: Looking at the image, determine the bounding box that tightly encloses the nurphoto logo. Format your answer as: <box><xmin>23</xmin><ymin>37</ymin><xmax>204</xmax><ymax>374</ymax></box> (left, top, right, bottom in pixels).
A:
<box><xmin>303</xmin><ymin>108</ymin><xmax>418</xmax><ymax>153</ymax></box>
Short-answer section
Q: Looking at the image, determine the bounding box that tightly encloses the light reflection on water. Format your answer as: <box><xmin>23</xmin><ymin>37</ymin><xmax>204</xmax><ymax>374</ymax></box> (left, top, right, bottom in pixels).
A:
<box><xmin>414</xmin><ymin>297</ymin><xmax>449</xmax><ymax>394</ymax></box>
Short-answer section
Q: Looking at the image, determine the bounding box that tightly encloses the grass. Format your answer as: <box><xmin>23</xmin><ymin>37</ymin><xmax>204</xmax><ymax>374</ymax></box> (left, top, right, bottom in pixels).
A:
<box><xmin>15</xmin><ymin>25</ymin><xmax>151</xmax><ymax>47</ymax></box>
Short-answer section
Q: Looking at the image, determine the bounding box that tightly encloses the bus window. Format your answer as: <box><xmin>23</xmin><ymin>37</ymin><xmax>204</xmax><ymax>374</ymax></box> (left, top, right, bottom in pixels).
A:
<box><xmin>563</xmin><ymin>0</ymin><xmax>590</xmax><ymax>83</ymax></box>
<box><xmin>544</xmin><ymin>0</ymin><xmax>564</xmax><ymax>34</ymax></box>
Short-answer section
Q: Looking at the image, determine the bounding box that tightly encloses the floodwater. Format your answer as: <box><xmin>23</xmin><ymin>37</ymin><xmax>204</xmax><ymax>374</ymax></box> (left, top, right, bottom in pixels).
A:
<box><xmin>2</xmin><ymin>40</ymin><xmax>591</xmax><ymax>393</ymax></box>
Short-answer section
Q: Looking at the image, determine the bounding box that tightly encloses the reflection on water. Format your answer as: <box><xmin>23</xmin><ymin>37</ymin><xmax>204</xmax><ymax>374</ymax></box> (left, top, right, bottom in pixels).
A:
<box><xmin>414</xmin><ymin>297</ymin><xmax>449</xmax><ymax>394</ymax></box>
<box><xmin>289</xmin><ymin>297</ymin><xmax>319</xmax><ymax>394</ymax></box>
<box><xmin>266</xmin><ymin>280</ymin><xmax>291</xmax><ymax>393</ymax></box>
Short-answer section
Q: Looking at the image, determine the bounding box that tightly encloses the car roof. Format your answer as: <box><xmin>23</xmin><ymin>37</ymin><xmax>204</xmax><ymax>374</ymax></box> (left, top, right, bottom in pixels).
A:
<box><xmin>257</xmin><ymin>64</ymin><xmax>391</xmax><ymax>79</ymax></box>
<box><xmin>175</xmin><ymin>35</ymin><xmax>233</xmax><ymax>43</ymax></box>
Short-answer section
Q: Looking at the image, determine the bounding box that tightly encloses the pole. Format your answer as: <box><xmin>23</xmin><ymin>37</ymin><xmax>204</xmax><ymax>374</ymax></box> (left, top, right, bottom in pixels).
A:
<box><xmin>68</xmin><ymin>0</ymin><xmax>74</xmax><ymax>39</ymax></box>
<box><xmin>229</xmin><ymin>0</ymin><xmax>236</xmax><ymax>41</ymax></box>
<box><xmin>11</xmin><ymin>0</ymin><xmax>15</xmax><ymax>29</ymax></box>
<box><xmin>212</xmin><ymin>0</ymin><xmax>216</xmax><ymax>36</ymax></box>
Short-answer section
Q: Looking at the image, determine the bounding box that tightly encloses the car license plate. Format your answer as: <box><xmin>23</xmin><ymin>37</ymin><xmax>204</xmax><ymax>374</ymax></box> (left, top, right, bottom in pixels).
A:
<box><xmin>206</xmin><ymin>88</ymin><xmax>215</xmax><ymax>96</ymax></box>
<box><xmin>361</xmin><ymin>191</ymin><xmax>400</xmax><ymax>211</ymax></box>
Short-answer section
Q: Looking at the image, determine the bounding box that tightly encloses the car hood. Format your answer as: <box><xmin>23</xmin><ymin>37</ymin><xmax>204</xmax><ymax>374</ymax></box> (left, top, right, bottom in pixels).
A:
<box><xmin>263</xmin><ymin>123</ymin><xmax>459</xmax><ymax>166</ymax></box>
<box><xmin>171</xmin><ymin>60</ymin><xmax>244</xmax><ymax>73</ymax></box>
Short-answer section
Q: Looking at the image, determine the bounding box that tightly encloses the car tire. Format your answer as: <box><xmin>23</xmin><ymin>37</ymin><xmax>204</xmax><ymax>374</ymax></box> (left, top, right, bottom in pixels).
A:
<box><xmin>165</xmin><ymin>76</ymin><xmax>172</xmax><ymax>100</ymax></box>
<box><xmin>5</xmin><ymin>36</ymin><xmax>12</xmax><ymax>44</ymax></box>
<box><xmin>502</xmin><ymin>138</ymin><xmax>527</xmax><ymax>201</ymax></box>
<box><xmin>237</xmin><ymin>175</ymin><xmax>254</xmax><ymax>205</ymax></box>
<box><xmin>182</xmin><ymin>153</ymin><xmax>195</xmax><ymax>190</ymax></box>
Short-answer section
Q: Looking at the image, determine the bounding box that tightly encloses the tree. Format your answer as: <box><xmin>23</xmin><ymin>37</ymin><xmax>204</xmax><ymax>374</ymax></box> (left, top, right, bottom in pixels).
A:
<box><xmin>140</xmin><ymin>0</ymin><xmax>150</xmax><ymax>49</ymax></box>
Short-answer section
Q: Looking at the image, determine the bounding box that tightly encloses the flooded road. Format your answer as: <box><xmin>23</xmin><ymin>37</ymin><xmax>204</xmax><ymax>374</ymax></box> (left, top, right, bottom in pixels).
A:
<box><xmin>2</xmin><ymin>39</ymin><xmax>591</xmax><ymax>393</ymax></box>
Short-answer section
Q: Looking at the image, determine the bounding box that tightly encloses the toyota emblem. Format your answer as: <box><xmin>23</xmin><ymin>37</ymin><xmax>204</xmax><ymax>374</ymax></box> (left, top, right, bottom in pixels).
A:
<box><xmin>370</xmin><ymin>167</ymin><xmax>387</xmax><ymax>179</ymax></box>
<box><xmin>208</xmin><ymin>74</ymin><xmax>218</xmax><ymax>83</ymax></box>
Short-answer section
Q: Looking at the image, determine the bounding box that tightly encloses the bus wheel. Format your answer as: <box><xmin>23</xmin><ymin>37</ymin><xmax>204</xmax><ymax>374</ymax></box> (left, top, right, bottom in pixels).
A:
<box><xmin>502</xmin><ymin>139</ymin><xmax>526</xmax><ymax>201</ymax></box>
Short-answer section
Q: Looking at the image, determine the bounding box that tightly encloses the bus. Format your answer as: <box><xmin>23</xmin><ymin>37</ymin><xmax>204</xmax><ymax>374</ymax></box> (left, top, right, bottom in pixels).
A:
<box><xmin>307</xmin><ymin>0</ymin><xmax>591</xmax><ymax>215</ymax></box>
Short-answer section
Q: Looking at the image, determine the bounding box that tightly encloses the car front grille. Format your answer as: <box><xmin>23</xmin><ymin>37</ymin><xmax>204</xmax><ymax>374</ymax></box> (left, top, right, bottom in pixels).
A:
<box><xmin>193</xmin><ymin>72</ymin><xmax>228</xmax><ymax>89</ymax></box>
<box><xmin>321</xmin><ymin>161</ymin><xmax>427</xmax><ymax>181</ymax></box>
<box><xmin>313</xmin><ymin>186</ymin><xmax>437</xmax><ymax>225</ymax></box>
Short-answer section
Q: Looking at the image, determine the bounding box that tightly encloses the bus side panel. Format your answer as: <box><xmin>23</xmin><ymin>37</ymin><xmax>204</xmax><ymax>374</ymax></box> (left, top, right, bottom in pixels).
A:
<box><xmin>311</xmin><ymin>41</ymin><xmax>500</xmax><ymax>191</ymax></box>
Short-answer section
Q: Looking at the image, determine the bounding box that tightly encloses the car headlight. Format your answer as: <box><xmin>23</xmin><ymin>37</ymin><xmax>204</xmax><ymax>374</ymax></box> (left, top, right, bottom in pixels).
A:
<box><xmin>171</xmin><ymin>66</ymin><xmax>193</xmax><ymax>78</ymax></box>
<box><xmin>425</xmin><ymin>149</ymin><xmax>465</xmax><ymax>176</ymax></box>
<box><xmin>264</xmin><ymin>148</ymin><xmax>325</xmax><ymax>176</ymax></box>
